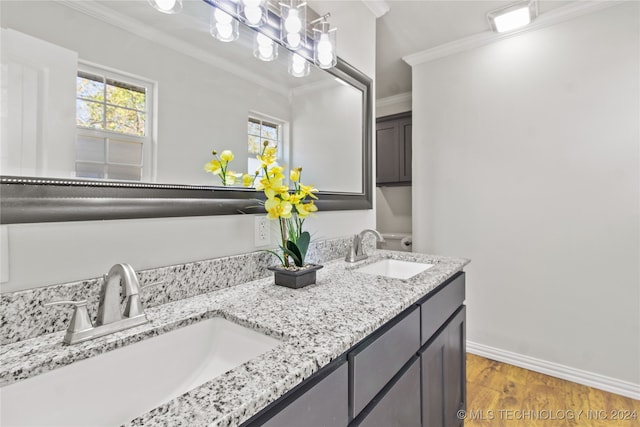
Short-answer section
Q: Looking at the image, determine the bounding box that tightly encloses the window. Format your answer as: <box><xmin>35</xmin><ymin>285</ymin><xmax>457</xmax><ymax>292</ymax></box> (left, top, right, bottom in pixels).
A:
<box><xmin>75</xmin><ymin>64</ymin><xmax>154</xmax><ymax>181</ymax></box>
<box><xmin>247</xmin><ymin>115</ymin><xmax>283</xmax><ymax>180</ymax></box>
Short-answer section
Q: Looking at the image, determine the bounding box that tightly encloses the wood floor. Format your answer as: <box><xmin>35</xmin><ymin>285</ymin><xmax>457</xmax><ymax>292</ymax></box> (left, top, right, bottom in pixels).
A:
<box><xmin>465</xmin><ymin>354</ymin><xmax>640</xmax><ymax>427</ymax></box>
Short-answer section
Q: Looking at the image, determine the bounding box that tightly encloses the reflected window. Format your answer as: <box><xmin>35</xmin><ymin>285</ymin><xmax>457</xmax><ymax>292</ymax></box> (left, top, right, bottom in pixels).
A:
<box><xmin>247</xmin><ymin>115</ymin><xmax>283</xmax><ymax>179</ymax></box>
<box><xmin>75</xmin><ymin>64</ymin><xmax>154</xmax><ymax>181</ymax></box>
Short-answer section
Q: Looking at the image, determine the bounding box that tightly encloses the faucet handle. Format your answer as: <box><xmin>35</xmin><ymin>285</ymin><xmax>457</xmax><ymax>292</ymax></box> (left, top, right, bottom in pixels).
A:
<box><xmin>123</xmin><ymin>280</ymin><xmax>163</xmax><ymax>318</ymax></box>
<box><xmin>44</xmin><ymin>300</ymin><xmax>93</xmax><ymax>333</ymax></box>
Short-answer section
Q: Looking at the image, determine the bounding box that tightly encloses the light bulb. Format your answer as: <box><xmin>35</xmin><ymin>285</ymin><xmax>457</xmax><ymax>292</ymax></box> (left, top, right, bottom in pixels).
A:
<box><xmin>216</xmin><ymin>23</ymin><xmax>233</xmax><ymax>40</ymax></box>
<box><xmin>318</xmin><ymin>51</ymin><xmax>333</xmax><ymax>67</ymax></box>
<box><xmin>154</xmin><ymin>0</ymin><xmax>176</xmax><ymax>12</ymax></box>
<box><xmin>286</xmin><ymin>32</ymin><xmax>301</xmax><ymax>49</ymax></box>
<box><xmin>256</xmin><ymin>33</ymin><xmax>271</xmax><ymax>46</ymax></box>
<box><xmin>259</xmin><ymin>43</ymin><xmax>274</xmax><ymax>58</ymax></box>
<box><xmin>284</xmin><ymin>10</ymin><xmax>302</xmax><ymax>34</ymax></box>
<box><xmin>148</xmin><ymin>0</ymin><xmax>182</xmax><ymax>14</ymax></box>
<box><xmin>214</xmin><ymin>8</ymin><xmax>233</xmax><ymax>25</ymax></box>
<box><xmin>317</xmin><ymin>33</ymin><xmax>333</xmax><ymax>55</ymax></box>
<box><xmin>289</xmin><ymin>53</ymin><xmax>309</xmax><ymax>77</ymax></box>
<box><xmin>244</xmin><ymin>6</ymin><xmax>262</xmax><ymax>25</ymax></box>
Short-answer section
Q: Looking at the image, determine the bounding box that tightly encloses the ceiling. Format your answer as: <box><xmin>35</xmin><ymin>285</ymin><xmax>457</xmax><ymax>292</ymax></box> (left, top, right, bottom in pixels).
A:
<box><xmin>375</xmin><ymin>0</ymin><xmax>572</xmax><ymax>100</ymax></box>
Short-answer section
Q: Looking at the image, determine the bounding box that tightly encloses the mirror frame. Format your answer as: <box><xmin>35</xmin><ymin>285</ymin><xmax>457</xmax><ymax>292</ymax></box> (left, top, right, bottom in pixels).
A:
<box><xmin>0</xmin><ymin>58</ymin><xmax>372</xmax><ymax>224</ymax></box>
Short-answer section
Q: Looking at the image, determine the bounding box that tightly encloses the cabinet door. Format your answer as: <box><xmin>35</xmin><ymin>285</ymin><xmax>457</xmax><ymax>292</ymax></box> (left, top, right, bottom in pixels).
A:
<box><xmin>259</xmin><ymin>361</ymin><xmax>348</xmax><ymax>427</ymax></box>
<box><xmin>444</xmin><ymin>307</ymin><xmax>466</xmax><ymax>427</ymax></box>
<box><xmin>355</xmin><ymin>356</ymin><xmax>421</xmax><ymax>427</ymax></box>
<box><xmin>421</xmin><ymin>307</ymin><xmax>466</xmax><ymax>427</ymax></box>
<box><xmin>399</xmin><ymin>118</ymin><xmax>412</xmax><ymax>182</ymax></box>
<box><xmin>375</xmin><ymin>121</ymin><xmax>400</xmax><ymax>184</ymax></box>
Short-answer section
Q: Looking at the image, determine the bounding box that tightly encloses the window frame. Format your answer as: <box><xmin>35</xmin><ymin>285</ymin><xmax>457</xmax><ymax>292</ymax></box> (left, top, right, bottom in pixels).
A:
<box><xmin>75</xmin><ymin>61</ymin><xmax>157</xmax><ymax>182</ymax></box>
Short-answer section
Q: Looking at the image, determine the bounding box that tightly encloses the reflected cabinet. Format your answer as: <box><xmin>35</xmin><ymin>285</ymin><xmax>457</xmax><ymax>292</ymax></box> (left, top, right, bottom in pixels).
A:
<box><xmin>376</xmin><ymin>112</ymin><xmax>412</xmax><ymax>186</ymax></box>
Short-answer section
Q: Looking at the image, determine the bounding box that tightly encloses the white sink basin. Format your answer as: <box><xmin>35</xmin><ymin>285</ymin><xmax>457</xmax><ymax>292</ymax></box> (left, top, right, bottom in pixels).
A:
<box><xmin>356</xmin><ymin>259</ymin><xmax>434</xmax><ymax>280</ymax></box>
<box><xmin>0</xmin><ymin>318</ymin><xmax>281</xmax><ymax>426</ymax></box>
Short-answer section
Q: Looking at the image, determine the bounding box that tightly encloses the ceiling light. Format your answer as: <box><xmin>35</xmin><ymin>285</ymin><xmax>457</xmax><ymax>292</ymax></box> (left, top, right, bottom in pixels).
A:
<box><xmin>147</xmin><ymin>0</ymin><xmax>182</xmax><ymax>14</ymax></box>
<box><xmin>487</xmin><ymin>0</ymin><xmax>538</xmax><ymax>33</ymax></box>
<box><xmin>241</xmin><ymin>0</ymin><xmax>268</xmax><ymax>27</ymax></box>
<box><xmin>254</xmin><ymin>32</ymin><xmax>278</xmax><ymax>61</ymax></box>
<box><xmin>280</xmin><ymin>1</ymin><xmax>307</xmax><ymax>50</ymax></box>
<box><xmin>211</xmin><ymin>7</ymin><xmax>239</xmax><ymax>42</ymax></box>
<box><xmin>289</xmin><ymin>53</ymin><xmax>310</xmax><ymax>77</ymax></box>
<box><xmin>312</xmin><ymin>15</ymin><xmax>337</xmax><ymax>69</ymax></box>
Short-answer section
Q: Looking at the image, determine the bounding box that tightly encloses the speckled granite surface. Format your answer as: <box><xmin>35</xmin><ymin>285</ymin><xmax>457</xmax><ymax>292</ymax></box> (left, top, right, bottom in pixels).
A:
<box><xmin>0</xmin><ymin>249</ymin><xmax>469</xmax><ymax>427</ymax></box>
<box><xmin>0</xmin><ymin>236</ymin><xmax>359</xmax><ymax>345</ymax></box>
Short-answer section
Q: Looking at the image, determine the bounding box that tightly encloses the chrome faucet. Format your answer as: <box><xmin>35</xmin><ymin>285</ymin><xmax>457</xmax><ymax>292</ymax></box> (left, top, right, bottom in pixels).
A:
<box><xmin>345</xmin><ymin>229</ymin><xmax>385</xmax><ymax>263</ymax></box>
<box><xmin>45</xmin><ymin>263</ymin><xmax>159</xmax><ymax>345</ymax></box>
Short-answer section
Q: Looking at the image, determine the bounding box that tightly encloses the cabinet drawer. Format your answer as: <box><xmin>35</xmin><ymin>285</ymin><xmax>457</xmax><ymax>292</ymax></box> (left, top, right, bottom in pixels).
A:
<box><xmin>420</xmin><ymin>272</ymin><xmax>465</xmax><ymax>345</ymax></box>
<box><xmin>349</xmin><ymin>306</ymin><xmax>420</xmax><ymax>418</ymax></box>
<box><xmin>354</xmin><ymin>356</ymin><xmax>421</xmax><ymax>427</ymax></box>
<box><xmin>261</xmin><ymin>362</ymin><xmax>348</xmax><ymax>427</ymax></box>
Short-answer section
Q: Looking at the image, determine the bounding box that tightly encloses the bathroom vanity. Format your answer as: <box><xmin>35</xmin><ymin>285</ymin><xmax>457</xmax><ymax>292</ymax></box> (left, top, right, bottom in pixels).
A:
<box><xmin>0</xmin><ymin>243</ymin><xmax>468</xmax><ymax>426</ymax></box>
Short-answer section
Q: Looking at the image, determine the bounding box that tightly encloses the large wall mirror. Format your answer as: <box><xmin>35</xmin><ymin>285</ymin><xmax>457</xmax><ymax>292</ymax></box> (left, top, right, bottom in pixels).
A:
<box><xmin>0</xmin><ymin>0</ymin><xmax>372</xmax><ymax>223</ymax></box>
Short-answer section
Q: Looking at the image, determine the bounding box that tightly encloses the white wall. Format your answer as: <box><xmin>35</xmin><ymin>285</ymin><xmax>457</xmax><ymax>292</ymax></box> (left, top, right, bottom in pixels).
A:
<box><xmin>291</xmin><ymin>82</ymin><xmax>363</xmax><ymax>193</ymax></box>
<box><xmin>376</xmin><ymin>186</ymin><xmax>412</xmax><ymax>233</ymax></box>
<box><xmin>411</xmin><ymin>3</ymin><xmax>639</xmax><ymax>388</ymax></box>
<box><xmin>1</xmin><ymin>1</ymin><xmax>377</xmax><ymax>292</ymax></box>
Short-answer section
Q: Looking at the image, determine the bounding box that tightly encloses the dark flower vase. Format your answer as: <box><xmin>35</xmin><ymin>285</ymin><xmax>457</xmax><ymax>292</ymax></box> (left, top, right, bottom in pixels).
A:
<box><xmin>268</xmin><ymin>264</ymin><xmax>323</xmax><ymax>289</ymax></box>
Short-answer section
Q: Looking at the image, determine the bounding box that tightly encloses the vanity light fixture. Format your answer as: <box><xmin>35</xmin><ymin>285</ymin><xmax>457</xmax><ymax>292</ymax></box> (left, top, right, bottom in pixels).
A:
<box><xmin>289</xmin><ymin>52</ymin><xmax>310</xmax><ymax>77</ymax></box>
<box><xmin>147</xmin><ymin>0</ymin><xmax>183</xmax><ymax>14</ymax></box>
<box><xmin>312</xmin><ymin>14</ymin><xmax>337</xmax><ymax>69</ymax></box>
<box><xmin>211</xmin><ymin>7</ymin><xmax>239</xmax><ymax>42</ymax></box>
<box><xmin>241</xmin><ymin>0</ymin><xmax>268</xmax><ymax>27</ymax></box>
<box><xmin>487</xmin><ymin>0</ymin><xmax>538</xmax><ymax>33</ymax></box>
<box><xmin>254</xmin><ymin>32</ymin><xmax>278</xmax><ymax>61</ymax></box>
<box><xmin>280</xmin><ymin>0</ymin><xmax>307</xmax><ymax>50</ymax></box>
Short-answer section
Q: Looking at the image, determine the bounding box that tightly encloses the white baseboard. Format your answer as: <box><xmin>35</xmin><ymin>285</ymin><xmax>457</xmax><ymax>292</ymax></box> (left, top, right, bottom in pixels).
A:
<box><xmin>467</xmin><ymin>341</ymin><xmax>640</xmax><ymax>400</ymax></box>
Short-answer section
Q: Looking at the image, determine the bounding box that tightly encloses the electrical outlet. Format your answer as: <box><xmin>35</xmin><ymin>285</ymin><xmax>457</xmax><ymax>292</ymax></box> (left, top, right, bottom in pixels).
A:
<box><xmin>254</xmin><ymin>215</ymin><xmax>270</xmax><ymax>246</ymax></box>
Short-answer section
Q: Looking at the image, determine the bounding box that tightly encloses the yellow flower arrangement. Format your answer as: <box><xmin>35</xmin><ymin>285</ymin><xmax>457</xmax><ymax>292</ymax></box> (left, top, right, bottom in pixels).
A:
<box><xmin>245</xmin><ymin>141</ymin><xmax>319</xmax><ymax>268</ymax></box>
<box><xmin>205</xmin><ymin>142</ymin><xmax>318</xmax><ymax>268</ymax></box>
<box><xmin>204</xmin><ymin>150</ymin><xmax>242</xmax><ymax>186</ymax></box>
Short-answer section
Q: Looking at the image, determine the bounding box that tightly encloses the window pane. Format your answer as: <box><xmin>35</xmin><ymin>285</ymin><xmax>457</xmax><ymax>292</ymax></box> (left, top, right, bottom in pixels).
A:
<box><xmin>105</xmin><ymin>106</ymin><xmax>145</xmax><ymax>136</ymax></box>
<box><xmin>107</xmin><ymin>164</ymin><xmax>142</xmax><ymax>181</ymax></box>
<box><xmin>248</xmin><ymin>120</ymin><xmax>261</xmax><ymax>136</ymax></box>
<box><xmin>108</xmin><ymin>140</ymin><xmax>143</xmax><ymax>165</ymax></box>
<box><xmin>261</xmin><ymin>123</ymin><xmax>278</xmax><ymax>140</ymax></box>
<box><xmin>76</xmin><ymin>162</ymin><xmax>105</xmax><ymax>179</ymax></box>
<box><xmin>76</xmin><ymin>99</ymin><xmax>104</xmax><ymax>129</ymax></box>
<box><xmin>76</xmin><ymin>135</ymin><xmax>105</xmax><ymax>162</ymax></box>
<box><xmin>248</xmin><ymin>135</ymin><xmax>261</xmax><ymax>154</ymax></box>
<box><xmin>76</xmin><ymin>75</ymin><xmax>104</xmax><ymax>102</ymax></box>
<box><xmin>106</xmin><ymin>83</ymin><xmax>145</xmax><ymax>110</ymax></box>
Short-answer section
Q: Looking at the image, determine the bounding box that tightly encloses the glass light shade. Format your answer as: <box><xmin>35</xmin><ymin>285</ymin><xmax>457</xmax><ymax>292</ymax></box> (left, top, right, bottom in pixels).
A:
<box><xmin>147</xmin><ymin>0</ymin><xmax>182</xmax><ymax>14</ymax></box>
<box><xmin>288</xmin><ymin>53</ymin><xmax>310</xmax><ymax>78</ymax></box>
<box><xmin>280</xmin><ymin>1</ymin><xmax>306</xmax><ymax>50</ymax></box>
<box><xmin>241</xmin><ymin>0</ymin><xmax>267</xmax><ymax>27</ymax></box>
<box><xmin>487</xmin><ymin>1</ymin><xmax>537</xmax><ymax>33</ymax></box>
<box><xmin>313</xmin><ymin>21</ymin><xmax>336</xmax><ymax>69</ymax></box>
<box><xmin>254</xmin><ymin>33</ymin><xmax>278</xmax><ymax>61</ymax></box>
<box><xmin>210</xmin><ymin>8</ymin><xmax>239</xmax><ymax>42</ymax></box>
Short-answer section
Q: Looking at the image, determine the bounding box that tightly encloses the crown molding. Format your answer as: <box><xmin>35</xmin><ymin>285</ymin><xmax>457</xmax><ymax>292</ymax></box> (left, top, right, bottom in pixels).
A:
<box><xmin>55</xmin><ymin>0</ymin><xmax>290</xmax><ymax>96</ymax></box>
<box><xmin>361</xmin><ymin>0</ymin><xmax>390</xmax><ymax>18</ymax></box>
<box><xmin>403</xmin><ymin>0</ymin><xmax>623</xmax><ymax>67</ymax></box>
<box><xmin>376</xmin><ymin>91</ymin><xmax>411</xmax><ymax>108</ymax></box>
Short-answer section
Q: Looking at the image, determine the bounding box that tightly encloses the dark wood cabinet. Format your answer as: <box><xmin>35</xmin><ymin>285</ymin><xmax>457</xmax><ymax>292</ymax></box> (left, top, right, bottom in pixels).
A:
<box><xmin>376</xmin><ymin>112</ymin><xmax>412</xmax><ymax>185</ymax></box>
<box><xmin>354</xmin><ymin>356</ymin><xmax>421</xmax><ymax>427</ymax></box>
<box><xmin>421</xmin><ymin>307</ymin><xmax>466</xmax><ymax>427</ymax></box>
<box><xmin>243</xmin><ymin>272</ymin><xmax>466</xmax><ymax>427</ymax></box>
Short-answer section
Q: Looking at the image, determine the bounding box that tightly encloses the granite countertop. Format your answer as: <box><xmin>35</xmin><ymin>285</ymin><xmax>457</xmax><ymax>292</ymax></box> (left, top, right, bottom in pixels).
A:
<box><xmin>0</xmin><ymin>249</ymin><xmax>469</xmax><ymax>426</ymax></box>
